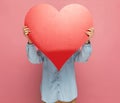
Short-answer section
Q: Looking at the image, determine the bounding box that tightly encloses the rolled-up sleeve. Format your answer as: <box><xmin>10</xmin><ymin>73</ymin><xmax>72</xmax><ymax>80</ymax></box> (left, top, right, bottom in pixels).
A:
<box><xmin>74</xmin><ymin>44</ymin><xmax>92</xmax><ymax>62</ymax></box>
<box><xmin>26</xmin><ymin>43</ymin><xmax>44</xmax><ymax>64</ymax></box>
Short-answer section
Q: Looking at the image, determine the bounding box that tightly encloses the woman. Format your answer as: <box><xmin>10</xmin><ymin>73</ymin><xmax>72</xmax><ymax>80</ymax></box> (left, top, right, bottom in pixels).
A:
<box><xmin>23</xmin><ymin>26</ymin><xmax>94</xmax><ymax>103</ymax></box>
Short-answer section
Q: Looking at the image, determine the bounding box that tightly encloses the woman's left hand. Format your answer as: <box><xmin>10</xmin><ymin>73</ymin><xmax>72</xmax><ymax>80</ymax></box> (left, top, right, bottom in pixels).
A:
<box><xmin>86</xmin><ymin>27</ymin><xmax>94</xmax><ymax>41</ymax></box>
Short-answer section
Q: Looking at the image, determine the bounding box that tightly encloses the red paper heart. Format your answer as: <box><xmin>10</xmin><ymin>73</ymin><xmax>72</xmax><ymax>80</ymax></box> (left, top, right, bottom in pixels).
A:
<box><xmin>24</xmin><ymin>3</ymin><xmax>93</xmax><ymax>71</ymax></box>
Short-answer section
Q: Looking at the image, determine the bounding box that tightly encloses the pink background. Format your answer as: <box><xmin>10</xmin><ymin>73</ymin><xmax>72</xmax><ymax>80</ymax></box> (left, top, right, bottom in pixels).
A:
<box><xmin>0</xmin><ymin>0</ymin><xmax>120</xmax><ymax>103</ymax></box>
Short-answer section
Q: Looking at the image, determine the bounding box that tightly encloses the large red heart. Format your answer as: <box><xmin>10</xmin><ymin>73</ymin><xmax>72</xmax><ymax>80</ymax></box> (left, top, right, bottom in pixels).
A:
<box><xmin>24</xmin><ymin>3</ymin><xmax>93</xmax><ymax>71</ymax></box>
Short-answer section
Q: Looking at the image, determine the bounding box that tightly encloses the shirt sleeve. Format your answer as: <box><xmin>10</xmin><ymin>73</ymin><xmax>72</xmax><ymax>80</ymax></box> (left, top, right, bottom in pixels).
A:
<box><xmin>26</xmin><ymin>43</ymin><xmax>44</xmax><ymax>64</ymax></box>
<box><xmin>73</xmin><ymin>44</ymin><xmax>92</xmax><ymax>62</ymax></box>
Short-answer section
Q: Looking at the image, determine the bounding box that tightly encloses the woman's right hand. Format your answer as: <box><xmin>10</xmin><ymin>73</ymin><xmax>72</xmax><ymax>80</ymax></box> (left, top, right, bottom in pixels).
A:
<box><xmin>23</xmin><ymin>26</ymin><xmax>32</xmax><ymax>43</ymax></box>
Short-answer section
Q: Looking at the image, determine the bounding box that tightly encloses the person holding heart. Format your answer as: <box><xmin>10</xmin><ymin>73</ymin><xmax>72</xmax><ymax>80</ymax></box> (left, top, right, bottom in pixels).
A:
<box><xmin>23</xmin><ymin>26</ymin><xmax>94</xmax><ymax>103</ymax></box>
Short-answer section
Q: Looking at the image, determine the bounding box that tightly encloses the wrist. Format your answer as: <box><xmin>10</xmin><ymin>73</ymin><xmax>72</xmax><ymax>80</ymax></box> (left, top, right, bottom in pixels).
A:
<box><xmin>28</xmin><ymin>39</ymin><xmax>33</xmax><ymax>44</ymax></box>
<box><xmin>85</xmin><ymin>40</ymin><xmax>90</xmax><ymax>44</ymax></box>
<box><xmin>28</xmin><ymin>41</ymin><xmax>33</xmax><ymax>44</ymax></box>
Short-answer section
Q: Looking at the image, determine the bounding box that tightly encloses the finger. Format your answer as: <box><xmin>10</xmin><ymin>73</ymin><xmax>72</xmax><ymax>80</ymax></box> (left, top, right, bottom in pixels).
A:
<box><xmin>23</xmin><ymin>28</ymin><xmax>29</xmax><ymax>31</ymax></box>
<box><xmin>87</xmin><ymin>27</ymin><xmax>94</xmax><ymax>32</ymax></box>
<box><xmin>23</xmin><ymin>26</ymin><xmax>30</xmax><ymax>31</ymax></box>
<box><xmin>23</xmin><ymin>29</ymin><xmax>29</xmax><ymax>34</ymax></box>
<box><xmin>24</xmin><ymin>32</ymin><xmax>29</xmax><ymax>36</ymax></box>
<box><xmin>85</xmin><ymin>31</ymin><xmax>91</xmax><ymax>36</ymax></box>
<box><xmin>23</xmin><ymin>29</ymin><xmax>30</xmax><ymax>34</ymax></box>
<box><xmin>24</xmin><ymin>31</ymin><xmax>29</xmax><ymax>34</ymax></box>
<box><xmin>24</xmin><ymin>31</ymin><xmax>28</xmax><ymax>34</ymax></box>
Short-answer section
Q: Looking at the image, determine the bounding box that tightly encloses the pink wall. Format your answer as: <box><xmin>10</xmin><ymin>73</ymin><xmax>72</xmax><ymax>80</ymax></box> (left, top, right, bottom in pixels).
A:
<box><xmin>0</xmin><ymin>0</ymin><xmax>120</xmax><ymax>103</ymax></box>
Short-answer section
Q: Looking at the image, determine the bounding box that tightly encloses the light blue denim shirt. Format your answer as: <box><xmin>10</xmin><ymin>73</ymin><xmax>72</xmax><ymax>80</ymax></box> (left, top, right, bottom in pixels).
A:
<box><xmin>26</xmin><ymin>43</ymin><xmax>92</xmax><ymax>103</ymax></box>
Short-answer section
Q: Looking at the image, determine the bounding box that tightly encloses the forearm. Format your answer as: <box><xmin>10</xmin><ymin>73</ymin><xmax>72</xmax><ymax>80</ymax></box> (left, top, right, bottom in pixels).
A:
<box><xmin>26</xmin><ymin>43</ymin><xmax>43</xmax><ymax>64</ymax></box>
<box><xmin>74</xmin><ymin>43</ymin><xmax>92</xmax><ymax>62</ymax></box>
